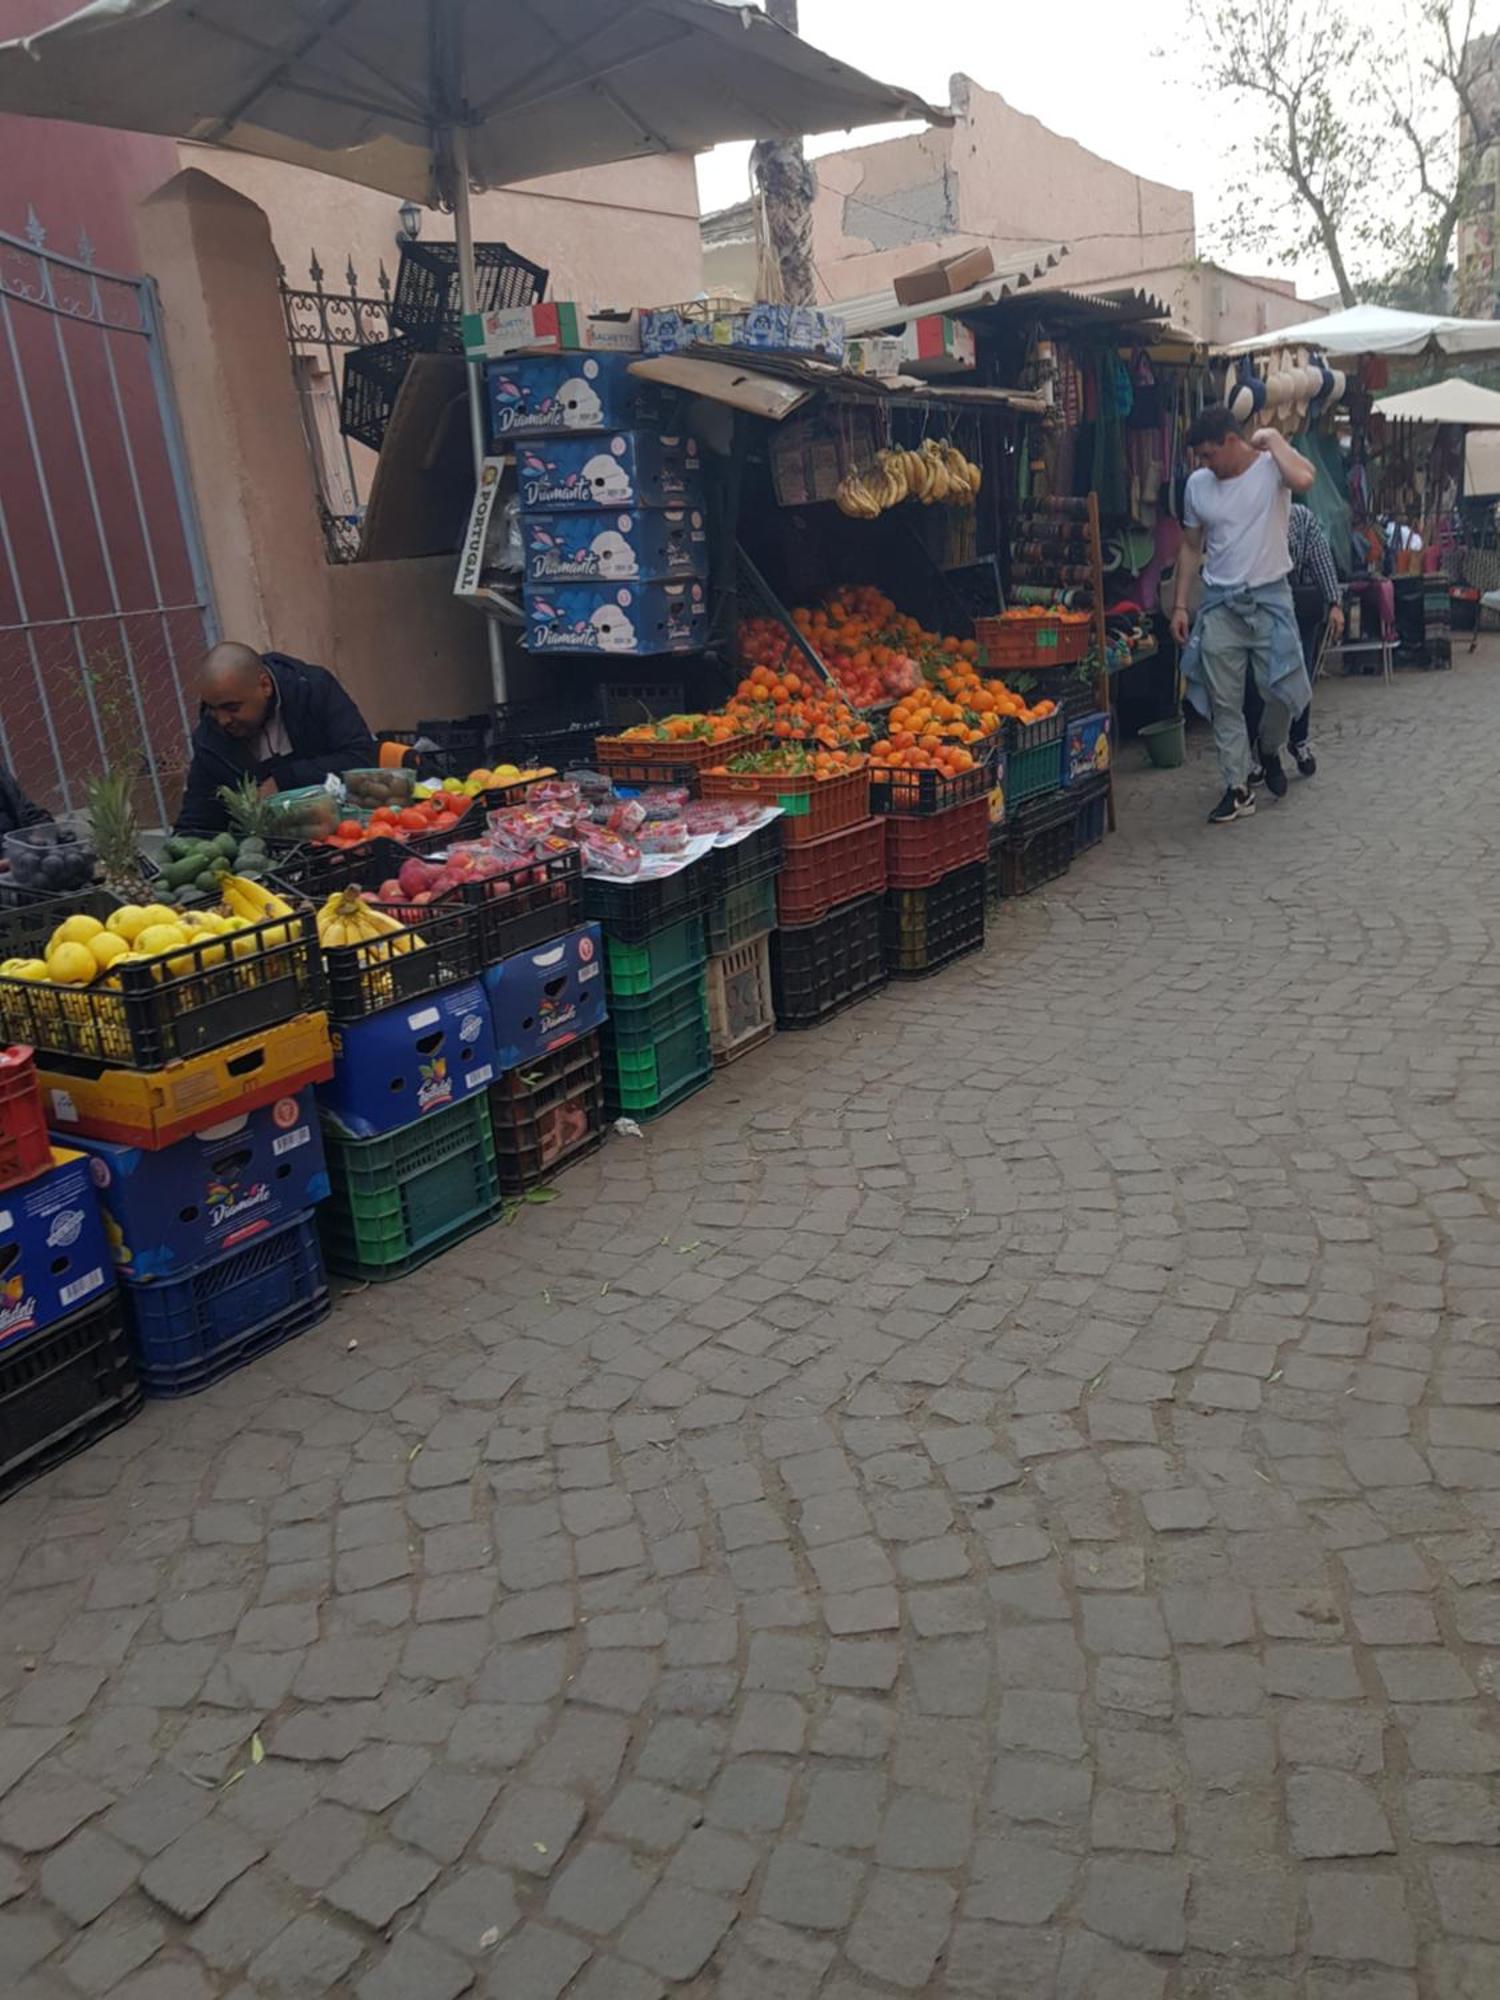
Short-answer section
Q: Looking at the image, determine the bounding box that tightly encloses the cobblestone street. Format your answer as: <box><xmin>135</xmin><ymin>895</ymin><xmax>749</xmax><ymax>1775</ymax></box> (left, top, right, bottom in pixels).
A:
<box><xmin>3</xmin><ymin>658</ymin><xmax>1500</xmax><ymax>1999</ymax></box>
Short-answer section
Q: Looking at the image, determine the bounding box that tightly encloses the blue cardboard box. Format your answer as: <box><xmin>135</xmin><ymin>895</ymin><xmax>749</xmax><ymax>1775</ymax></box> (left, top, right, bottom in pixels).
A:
<box><xmin>321</xmin><ymin>982</ymin><xmax>495</xmax><ymax>1141</ymax></box>
<box><xmin>73</xmin><ymin>1089</ymin><xmax>330</xmax><ymax>1282</ymax></box>
<box><xmin>485</xmin><ymin>925</ymin><xmax>608</xmax><ymax>1070</ymax></box>
<box><xmin>486</xmin><ymin>352</ymin><xmax>672</xmax><ymax>439</ymax></box>
<box><xmin>523</xmin><ymin>578</ymin><xmax>709</xmax><ymax>657</ymax></box>
<box><xmin>641</xmin><ymin>303</ymin><xmax>846</xmax><ymax>361</ymax></box>
<box><xmin>520</xmin><ymin>506</ymin><xmax>708</xmax><ymax>585</ymax></box>
<box><xmin>515</xmin><ymin>432</ymin><xmax>702</xmax><ymax>512</ymax></box>
<box><xmin>1063</xmin><ymin>711</ymin><xmax>1112</xmax><ymax>787</ymax></box>
<box><xmin>0</xmin><ymin>1149</ymin><xmax>112</xmax><ymax>1348</ymax></box>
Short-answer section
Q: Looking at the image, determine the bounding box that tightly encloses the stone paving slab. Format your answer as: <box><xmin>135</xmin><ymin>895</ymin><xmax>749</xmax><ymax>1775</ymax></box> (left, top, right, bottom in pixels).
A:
<box><xmin>1</xmin><ymin>663</ymin><xmax>1499</xmax><ymax>1995</ymax></box>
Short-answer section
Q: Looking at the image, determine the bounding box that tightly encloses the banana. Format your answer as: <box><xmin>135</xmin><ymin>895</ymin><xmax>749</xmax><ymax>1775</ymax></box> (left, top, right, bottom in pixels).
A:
<box><xmin>221</xmin><ymin>875</ymin><xmax>294</xmax><ymax>924</ymax></box>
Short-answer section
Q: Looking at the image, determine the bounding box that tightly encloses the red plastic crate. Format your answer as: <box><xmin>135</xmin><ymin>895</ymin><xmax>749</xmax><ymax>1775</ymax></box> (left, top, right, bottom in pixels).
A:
<box><xmin>776</xmin><ymin>817</ymin><xmax>886</xmax><ymax>926</ymax></box>
<box><xmin>0</xmin><ymin>1047</ymin><xmax>51</xmax><ymax>1193</ymax></box>
<box><xmin>699</xmin><ymin>762</ymin><xmax>870</xmax><ymax>846</ymax></box>
<box><xmin>883</xmin><ymin>797</ymin><xmax>991</xmax><ymax>889</ymax></box>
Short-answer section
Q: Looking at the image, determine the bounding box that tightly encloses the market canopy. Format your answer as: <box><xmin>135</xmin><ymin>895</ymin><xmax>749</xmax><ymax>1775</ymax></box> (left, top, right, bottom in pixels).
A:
<box><xmin>1374</xmin><ymin>378</ymin><xmax>1500</xmax><ymax>426</ymax></box>
<box><xmin>1224</xmin><ymin>304</ymin><xmax>1500</xmax><ymax>361</ymax></box>
<box><xmin>0</xmin><ymin>0</ymin><xmax>948</xmax><ymax>203</ymax></box>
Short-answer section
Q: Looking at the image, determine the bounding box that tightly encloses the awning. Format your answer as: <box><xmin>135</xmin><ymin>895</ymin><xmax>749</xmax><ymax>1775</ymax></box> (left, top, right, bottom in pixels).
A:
<box><xmin>632</xmin><ymin>346</ymin><xmax>1048</xmax><ymax>416</ymax></box>
<box><xmin>1224</xmin><ymin>304</ymin><xmax>1500</xmax><ymax>361</ymax></box>
<box><xmin>1375</xmin><ymin>378</ymin><xmax>1500</xmax><ymax>426</ymax></box>
<box><xmin>837</xmin><ymin>247</ymin><xmax>1069</xmax><ymax>337</ymax></box>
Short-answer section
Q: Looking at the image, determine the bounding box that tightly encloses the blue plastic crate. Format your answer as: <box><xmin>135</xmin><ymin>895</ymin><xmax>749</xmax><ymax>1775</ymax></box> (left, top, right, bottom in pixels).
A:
<box><xmin>321</xmin><ymin>981</ymin><xmax>495</xmax><ymax>1140</ymax></box>
<box><xmin>120</xmin><ymin>1209</ymin><xmax>329</xmax><ymax>1398</ymax></box>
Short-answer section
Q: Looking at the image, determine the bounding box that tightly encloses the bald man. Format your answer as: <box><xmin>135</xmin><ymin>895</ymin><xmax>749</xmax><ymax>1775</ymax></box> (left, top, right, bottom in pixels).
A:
<box><xmin>175</xmin><ymin>645</ymin><xmax>377</xmax><ymax>834</ymax></box>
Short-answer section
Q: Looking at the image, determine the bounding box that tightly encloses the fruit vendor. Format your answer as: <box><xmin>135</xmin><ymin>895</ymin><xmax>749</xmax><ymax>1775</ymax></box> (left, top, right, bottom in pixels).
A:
<box><xmin>174</xmin><ymin>643</ymin><xmax>377</xmax><ymax>834</ymax></box>
<box><xmin>0</xmin><ymin>763</ymin><xmax>50</xmax><ymax>839</ymax></box>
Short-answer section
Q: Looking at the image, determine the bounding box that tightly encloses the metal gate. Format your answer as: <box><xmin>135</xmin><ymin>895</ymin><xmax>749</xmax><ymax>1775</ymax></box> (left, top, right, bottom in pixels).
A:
<box><xmin>278</xmin><ymin>250</ymin><xmax>392</xmax><ymax>564</ymax></box>
<box><xmin>0</xmin><ymin>211</ymin><xmax>217</xmax><ymax>826</ymax></box>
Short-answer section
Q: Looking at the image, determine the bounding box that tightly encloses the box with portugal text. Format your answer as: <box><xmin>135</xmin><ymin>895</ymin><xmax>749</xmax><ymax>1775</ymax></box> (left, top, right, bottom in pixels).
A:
<box><xmin>39</xmin><ymin>1014</ymin><xmax>335</xmax><ymax>1150</ymax></box>
<box><xmin>70</xmin><ymin>1089</ymin><xmax>330</xmax><ymax>1283</ymax></box>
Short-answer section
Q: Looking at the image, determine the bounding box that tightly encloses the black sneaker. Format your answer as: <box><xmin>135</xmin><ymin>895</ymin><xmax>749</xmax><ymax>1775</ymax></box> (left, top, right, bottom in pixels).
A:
<box><xmin>1208</xmin><ymin>786</ymin><xmax>1255</xmax><ymax>824</ymax></box>
<box><xmin>1260</xmin><ymin>751</ymin><xmax>1288</xmax><ymax>798</ymax></box>
<box><xmin>1293</xmin><ymin>742</ymin><xmax>1317</xmax><ymax>777</ymax></box>
<box><xmin>1246</xmin><ymin>764</ymin><xmax>1265</xmax><ymax>788</ymax></box>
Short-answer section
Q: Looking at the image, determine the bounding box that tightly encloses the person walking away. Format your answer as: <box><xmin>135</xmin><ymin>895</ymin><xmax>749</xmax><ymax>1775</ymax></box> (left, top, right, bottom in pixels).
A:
<box><xmin>1245</xmin><ymin>503</ymin><xmax>1343</xmax><ymax>780</ymax></box>
<box><xmin>1169</xmin><ymin>407</ymin><xmax>1316</xmax><ymax>824</ymax></box>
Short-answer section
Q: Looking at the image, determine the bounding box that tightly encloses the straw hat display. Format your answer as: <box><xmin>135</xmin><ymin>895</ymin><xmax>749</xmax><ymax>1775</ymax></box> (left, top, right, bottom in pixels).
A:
<box><xmin>1224</xmin><ymin>349</ymin><xmax>1345</xmax><ymax>434</ymax></box>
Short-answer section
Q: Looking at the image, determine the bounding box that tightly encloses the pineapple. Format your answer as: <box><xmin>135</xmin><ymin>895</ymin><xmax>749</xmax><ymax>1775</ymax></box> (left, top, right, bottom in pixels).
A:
<box><xmin>85</xmin><ymin>770</ymin><xmax>148</xmax><ymax>900</ymax></box>
<box><xmin>217</xmin><ymin>778</ymin><xmax>280</xmax><ymax>846</ymax></box>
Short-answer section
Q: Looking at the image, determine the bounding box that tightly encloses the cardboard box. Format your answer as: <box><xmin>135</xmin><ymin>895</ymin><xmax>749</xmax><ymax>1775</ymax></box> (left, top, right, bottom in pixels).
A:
<box><xmin>39</xmin><ymin>1014</ymin><xmax>335</xmax><ymax>1150</ymax></box>
<box><xmin>523</xmin><ymin>578</ymin><xmax>709</xmax><ymax>657</ymax></box>
<box><xmin>900</xmin><ymin>315</ymin><xmax>977</xmax><ymax>376</ymax></box>
<box><xmin>844</xmin><ymin>336</ymin><xmax>906</xmax><ymax>377</ymax></box>
<box><xmin>520</xmin><ymin>506</ymin><xmax>708</xmax><ymax>585</ymax></box>
<box><xmin>464</xmin><ymin>302</ymin><xmax>641</xmax><ymax>360</ymax></box>
<box><xmin>0</xmin><ymin>1149</ymin><xmax>112</xmax><ymax>1349</ymax></box>
<box><xmin>320</xmin><ymin>982</ymin><xmax>495</xmax><ymax>1141</ymax></box>
<box><xmin>72</xmin><ymin>1089</ymin><xmax>330</xmax><ymax>1282</ymax></box>
<box><xmin>484</xmin><ymin>925</ymin><xmax>607</xmax><ymax>1070</ymax></box>
<box><xmin>892</xmin><ymin>247</ymin><xmax>995</xmax><ymax>308</ymax></box>
<box><xmin>641</xmin><ymin>303</ymin><xmax>846</xmax><ymax>362</ymax></box>
<box><xmin>486</xmin><ymin>352</ymin><xmax>672</xmax><ymax>439</ymax></box>
<box><xmin>1063</xmin><ymin>712</ymin><xmax>1112</xmax><ymax>787</ymax></box>
<box><xmin>515</xmin><ymin>432</ymin><xmax>702</xmax><ymax>513</ymax></box>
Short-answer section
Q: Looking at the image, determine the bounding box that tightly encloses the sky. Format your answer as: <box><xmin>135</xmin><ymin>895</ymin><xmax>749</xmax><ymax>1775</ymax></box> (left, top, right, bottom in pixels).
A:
<box><xmin>694</xmin><ymin>0</ymin><xmax>1327</xmax><ymax>295</ymax></box>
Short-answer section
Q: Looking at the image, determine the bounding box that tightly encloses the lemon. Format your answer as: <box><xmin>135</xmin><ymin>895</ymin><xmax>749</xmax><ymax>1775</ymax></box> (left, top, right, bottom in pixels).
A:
<box><xmin>494</xmin><ymin>763</ymin><xmax>521</xmax><ymax>780</ymax></box>
<box><xmin>135</xmin><ymin>923</ymin><xmax>187</xmax><ymax>958</ymax></box>
<box><xmin>8</xmin><ymin>959</ymin><xmax>51</xmax><ymax>981</ymax></box>
<box><xmin>46</xmin><ymin>941</ymin><xmax>98</xmax><ymax>985</ymax></box>
<box><xmin>51</xmin><ymin>913</ymin><xmax>104</xmax><ymax>949</ymax></box>
<box><xmin>106</xmin><ymin>904</ymin><xmax>148</xmax><ymax>942</ymax></box>
<box><xmin>136</xmin><ymin>903</ymin><xmax>178</xmax><ymax>932</ymax></box>
<box><xmin>88</xmin><ymin>932</ymin><xmax>129</xmax><ymax>973</ymax></box>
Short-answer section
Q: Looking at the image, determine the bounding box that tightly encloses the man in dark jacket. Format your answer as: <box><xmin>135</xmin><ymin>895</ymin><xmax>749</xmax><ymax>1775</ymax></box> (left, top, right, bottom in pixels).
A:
<box><xmin>0</xmin><ymin>767</ymin><xmax>50</xmax><ymax>840</ymax></box>
<box><xmin>175</xmin><ymin>643</ymin><xmax>378</xmax><ymax>834</ymax></box>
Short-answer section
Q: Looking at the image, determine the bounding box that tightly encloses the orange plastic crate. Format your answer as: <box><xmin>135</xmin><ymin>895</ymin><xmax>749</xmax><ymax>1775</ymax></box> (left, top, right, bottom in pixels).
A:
<box><xmin>594</xmin><ymin>730</ymin><xmax>765</xmax><ymax>772</ymax></box>
<box><xmin>699</xmin><ymin>762</ymin><xmax>870</xmax><ymax>846</ymax></box>
<box><xmin>975</xmin><ymin>617</ymin><xmax>1091</xmax><ymax>669</ymax></box>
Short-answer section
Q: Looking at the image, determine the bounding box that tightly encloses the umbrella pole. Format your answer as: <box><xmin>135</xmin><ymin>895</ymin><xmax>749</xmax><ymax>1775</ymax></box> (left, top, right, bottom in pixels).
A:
<box><xmin>449</xmin><ymin>120</ymin><xmax>509</xmax><ymax>705</ymax></box>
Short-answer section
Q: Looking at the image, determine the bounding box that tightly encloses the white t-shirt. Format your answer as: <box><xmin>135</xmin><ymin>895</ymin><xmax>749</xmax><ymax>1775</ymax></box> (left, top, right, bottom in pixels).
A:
<box><xmin>1184</xmin><ymin>452</ymin><xmax>1292</xmax><ymax>590</ymax></box>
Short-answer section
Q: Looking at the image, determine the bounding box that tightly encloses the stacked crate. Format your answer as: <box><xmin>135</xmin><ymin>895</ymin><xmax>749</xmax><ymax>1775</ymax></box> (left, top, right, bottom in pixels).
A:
<box><xmin>0</xmin><ymin>893</ymin><xmax>335</xmax><ymax>1401</ymax></box>
<box><xmin>584</xmin><ymin>870</ymin><xmax>709</xmax><ymax>1120</ymax></box>
<box><xmin>703</xmin><ymin>818</ymin><xmax>781</xmax><ymax>1066</ymax></box>
<box><xmin>0</xmin><ymin>1045</ymin><xmax>136</xmax><ymax>1490</ymax></box>
<box><xmin>761</xmin><ymin>772</ymin><xmax>886</xmax><ymax>1027</ymax></box>
<box><xmin>873</xmin><ymin>754</ymin><xmax>992</xmax><ymax>979</ymax></box>
<box><xmin>991</xmin><ymin>709</ymin><xmax>1073</xmax><ymax>902</ymax></box>
<box><xmin>306</xmin><ymin>847</ymin><xmax>502</xmax><ymax>1280</ymax></box>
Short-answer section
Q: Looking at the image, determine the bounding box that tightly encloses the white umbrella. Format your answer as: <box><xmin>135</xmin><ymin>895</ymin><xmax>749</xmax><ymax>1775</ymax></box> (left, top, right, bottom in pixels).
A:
<box><xmin>1224</xmin><ymin>303</ymin><xmax>1500</xmax><ymax>361</ymax></box>
<box><xmin>1374</xmin><ymin>378</ymin><xmax>1500</xmax><ymax>426</ymax></box>
<box><xmin>0</xmin><ymin>0</ymin><xmax>946</xmax><ymax>691</ymax></box>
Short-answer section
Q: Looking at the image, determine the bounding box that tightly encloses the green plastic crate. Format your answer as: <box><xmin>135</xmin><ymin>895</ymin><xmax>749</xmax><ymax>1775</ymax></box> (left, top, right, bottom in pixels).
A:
<box><xmin>704</xmin><ymin>874</ymin><xmax>777</xmax><ymax>956</ymax></box>
<box><xmin>603</xmin><ymin>915</ymin><xmax>706</xmax><ymax>998</ymax></box>
<box><xmin>603</xmin><ymin>967</ymin><xmax>711</xmax><ymax>1118</ymax></box>
<box><xmin>1006</xmin><ymin>740</ymin><xmax>1064</xmax><ymax>806</ymax></box>
<box><xmin>318</xmin><ymin>1095</ymin><xmax>501</xmax><ymax>1281</ymax></box>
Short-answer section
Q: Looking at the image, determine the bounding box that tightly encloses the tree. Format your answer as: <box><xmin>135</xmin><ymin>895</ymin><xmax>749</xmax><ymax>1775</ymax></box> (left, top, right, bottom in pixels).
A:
<box><xmin>1189</xmin><ymin>0</ymin><xmax>1500</xmax><ymax>309</ymax></box>
<box><xmin>750</xmin><ymin>0</ymin><xmax>818</xmax><ymax>305</ymax></box>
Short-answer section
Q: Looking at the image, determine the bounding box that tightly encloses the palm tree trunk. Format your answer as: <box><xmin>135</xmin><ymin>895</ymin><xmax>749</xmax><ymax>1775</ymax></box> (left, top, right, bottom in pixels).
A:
<box><xmin>750</xmin><ymin>0</ymin><xmax>817</xmax><ymax>305</ymax></box>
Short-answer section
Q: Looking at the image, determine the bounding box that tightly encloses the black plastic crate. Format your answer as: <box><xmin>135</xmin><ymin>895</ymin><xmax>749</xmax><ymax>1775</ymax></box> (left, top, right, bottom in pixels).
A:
<box><xmin>1002</xmin><ymin>708</ymin><xmax>1066</xmax><ymax>756</ymax></box>
<box><xmin>461</xmin><ymin>849</ymin><xmax>583</xmax><ymax>965</ymax></box>
<box><xmin>390</xmin><ymin>241</ymin><xmax>548</xmax><ymax>351</ymax></box>
<box><xmin>992</xmin><ymin>790</ymin><xmax>1075</xmax><ymax>900</ymax></box>
<box><xmin>869</xmin><ymin>745</ymin><xmax>998</xmax><ymax>817</ymax></box>
<box><xmin>490</xmin><ymin>1031</ymin><xmax>606</xmax><ymax>1193</ymax></box>
<box><xmin>599</xmin><ymin>683</ymin><xmax>688</xmax><ymax>730</ymax></box>
<box><xmin>883</xmin><ymin>862</ymin><xmax>986</xmax><ymax>979</ymax></box>
<box><xmin>706</xmin><ymin>818</ymin><xmax>783</xmax><ymax>901</ymax></box>
<box><xmin>771</xmin><ymin>893</ymin><xmax>887</xmax><ymax>1029</ymax></box>
<box><xmin>0</xmin><ymin>1292</ymin><xmax>142</xmax><ymax>1501</ymax></box>
<box><xmin>377</xmin><ymin>714</ymin><xmax>493</xmax><ymax>781</ymax></box>
<box><xmin>340</xmin><ymin>335</ymin><xmax>417</xmax><ymax>452</ymax></box>
<box><xmin>0</xmin><ymin>902</ymin><xmax>323</xmax><ymax>1069</ymax></box>
<box><xmin>318</xmin><ymin>885</ymin><xmax>483</xmax><ymax>1024</ymax></box>
<box><xmin>583</xmin><ymin>865</ymin><xmax>712</xmax><ymax>946</ymax></box>
<box><xmin>270</xmin><ymin>810</ymin><xmax>487</xmax><ymax>894</ymax></box>
<box><xmin>492</xmin><ymin>698</ymin><xmax>604</xmax><ymax>769</ymax></box>
<box><xmin>1071</xmin><ymin>773</ymin><xmax>1110</xmax><ymax>854</ymax></box>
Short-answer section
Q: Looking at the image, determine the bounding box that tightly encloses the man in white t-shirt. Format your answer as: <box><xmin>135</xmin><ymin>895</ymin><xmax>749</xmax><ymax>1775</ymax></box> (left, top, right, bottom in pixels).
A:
<box><xmin>1170</xmin><ymin>406</ymin><xmax>1317</xmax><ymax>824</ymax></box>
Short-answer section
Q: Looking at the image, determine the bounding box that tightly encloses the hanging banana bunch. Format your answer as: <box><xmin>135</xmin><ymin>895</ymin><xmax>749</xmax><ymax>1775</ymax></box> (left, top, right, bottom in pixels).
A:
<box><xmin>835</xmin><ymin>440</ymin><xmax>983</xmax><ymax>517</ymax></box>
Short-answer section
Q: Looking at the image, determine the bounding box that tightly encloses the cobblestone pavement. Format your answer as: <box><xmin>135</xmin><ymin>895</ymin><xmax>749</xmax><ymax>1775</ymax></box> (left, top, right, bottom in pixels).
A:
<box><xmin>3</xmin><ymin>660</ymin><xmax>1500</xmax><ymax>1999</ymax></box>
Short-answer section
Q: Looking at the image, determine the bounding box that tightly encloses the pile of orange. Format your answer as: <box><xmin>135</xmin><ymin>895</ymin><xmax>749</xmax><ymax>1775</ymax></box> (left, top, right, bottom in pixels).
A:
<box><xmin>998</xmin><ymin>605</ymin><xmax>1091</xmax><ymax>625</ymax></box>
<box><xmin>929</xmin><ymin>658</ymin><xmax>1057</xmax><ymax>727</ymax></box>
<box><xmin>724</xmin><ymin>669</ymin><xmax>872</xmax><ymax>749</ymax></box>
<box><xmin>614</xmin><ymin>713</ymin><xmax>752</xmax><ymax>744</ymax></box>
<box><xmin>706</xmin><ymin>745</ymin><xmax>866</xmax><ymax>780</ymax></box>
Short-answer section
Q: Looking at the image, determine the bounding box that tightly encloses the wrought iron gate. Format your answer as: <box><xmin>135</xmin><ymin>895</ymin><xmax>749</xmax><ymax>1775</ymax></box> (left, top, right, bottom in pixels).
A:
<box><xmin>278</xmin><ymin>251</ymin><xmax>392</xmax><ymax>563</ymax></box>
<box><xmin>0</xmin><ymin>212</ymin><xmax>217</xmax><ymax>826</ymax></box>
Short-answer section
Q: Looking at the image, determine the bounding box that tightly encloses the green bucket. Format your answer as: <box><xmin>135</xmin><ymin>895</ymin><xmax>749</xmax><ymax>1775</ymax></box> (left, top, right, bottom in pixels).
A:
<box><xmin>1139</xmin><ymin>716</ymin><xmax>1186</xmax><ymax>770</ymax></box>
